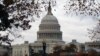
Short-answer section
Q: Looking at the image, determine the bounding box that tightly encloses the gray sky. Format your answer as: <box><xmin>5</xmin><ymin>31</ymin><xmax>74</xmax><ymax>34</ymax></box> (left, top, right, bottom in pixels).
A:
<box><xmin>12</xmin><ymin>0</ymin><xmax>99</xmax><ymax>44</ymax></box>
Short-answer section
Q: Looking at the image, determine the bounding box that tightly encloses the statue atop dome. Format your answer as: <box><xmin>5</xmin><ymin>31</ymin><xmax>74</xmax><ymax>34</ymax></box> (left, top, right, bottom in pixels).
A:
<box><xmin>47</xmin><ymin>2</ymin><xmax>53</xmax><ymax>15</ymax></box>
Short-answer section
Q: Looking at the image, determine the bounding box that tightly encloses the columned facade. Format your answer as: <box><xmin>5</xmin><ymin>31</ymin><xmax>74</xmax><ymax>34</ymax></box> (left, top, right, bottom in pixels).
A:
<box><xmin>37</xmin><ymin>17</ymin><xmax>62</xmax><ymax>41</ymax></box>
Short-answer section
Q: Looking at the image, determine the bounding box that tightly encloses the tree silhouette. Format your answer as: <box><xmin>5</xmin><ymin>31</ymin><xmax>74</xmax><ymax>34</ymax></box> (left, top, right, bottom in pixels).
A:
<box><xmin>0</xmin><ymin>4</ymin><xmax>10</xmax><ymax>30</ymax></box>
<box><xmin>53</xmin><ymin>45</ymin><xmax>62</xmax><ymax>53</ymax></box>
<box><xmin>88</xmin><ymin>20</ymin><xmax>100</xmax><ymax>41</ymax></box>
<box><xmin>3</xmin><ymin>0</ymin><xmax>14</xmax><ymax>7</ymax></box>
<box><xmin>64</xmin><ymin>44</ymin><xmax>77</xmax><ymax>52</ymax></box>
<box><xmin>64</xmin><ymin>0</ymin><xmax>100</xmax><ymax>17</ymax></box>
<box><xmin>0</xmin><ymin>4</ymin><xmax>13</xmax><ymax>45</ymax></box>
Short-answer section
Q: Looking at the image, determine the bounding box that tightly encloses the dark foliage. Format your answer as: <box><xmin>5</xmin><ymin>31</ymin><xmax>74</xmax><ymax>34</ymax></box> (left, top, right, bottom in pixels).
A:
<box><xmin>0</xmin><ymin>4</ymin><xmax>13</xmax><ymax>45</ymax></box>
<box><xmin>64</xmin><ymin>44</ymin><xmax>76</xmax><ymax>52</ymax></box>
<box><xmin>0</xmin><ymin>4</ymin><xmax>10</xmax><ymax>31</ymax></box>
<box><xmin>3</xmin><ymin>0</ymin><xmax>14</xmax><ymax>7</ymax></box>
<box><xmin>53</xmin><ymin>45</ymin><xmax>62</xmax><ymax>53</ymax></box>
<box><xmin>64</xmin><ymin>0</ymin><xmax>100</xmax><ymax>17</ymax></box>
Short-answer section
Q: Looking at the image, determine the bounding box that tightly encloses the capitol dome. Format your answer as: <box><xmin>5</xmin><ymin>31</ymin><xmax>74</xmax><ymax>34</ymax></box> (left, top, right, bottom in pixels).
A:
<box><xmin>41</xmin><ymin>3</ymin><xmax>58</xmax><ymax>24</ymax></box>
<box><xmin>41</xmin><ymin>15</ymin><xmax>58</xmax><ymax>24</ymax></box>
<box><xmin>33</xmin><ymin>2</ymin><xmax>65</xmax><ymax>53</ymax></box>
<box><xmin>39</xmin><ymin>5</ymin><xmax>60</xmax><ymax>31</ymax></box>
<box><xmin>37</xmin><ymin>2</ymin><xmax>62</xmax><ymax>40</ymax></box>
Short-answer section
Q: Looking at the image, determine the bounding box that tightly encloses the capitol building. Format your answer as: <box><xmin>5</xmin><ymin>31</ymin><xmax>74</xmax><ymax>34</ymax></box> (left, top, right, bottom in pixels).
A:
<box><xmin>12</xmin><ymin>3</ymin><xmax>65</xmax><ymax>56</ymax></box>
<box><xmin>8</xmin><ymin>2</ymin><xmax>100</xmax><ymax>56</ymax></box>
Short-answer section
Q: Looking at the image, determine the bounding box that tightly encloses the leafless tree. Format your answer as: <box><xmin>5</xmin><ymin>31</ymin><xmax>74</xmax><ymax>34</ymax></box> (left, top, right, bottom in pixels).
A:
<box><xmin>64</xmin><ymin>0</ymin><xmax>100</xmax><ymax>17</ymax></box>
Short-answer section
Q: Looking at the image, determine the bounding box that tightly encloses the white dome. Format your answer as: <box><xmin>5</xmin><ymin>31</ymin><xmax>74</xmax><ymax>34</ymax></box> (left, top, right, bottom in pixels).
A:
<box><xmin>41</xmin><ymin>14</ymin><xmax>58</xmax><ymax>24</ymax></box>
<box><xmin>41</xmin><ymin>1</ymin><xmax>58</xmax><ymax>24</ymax></box>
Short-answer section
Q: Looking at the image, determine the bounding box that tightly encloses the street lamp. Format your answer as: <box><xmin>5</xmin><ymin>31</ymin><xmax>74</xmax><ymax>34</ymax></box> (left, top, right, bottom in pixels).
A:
<box><xmin>42</xmin><ymin>41</ymin><xmax>46</xmax><ymax>56</ymax></box>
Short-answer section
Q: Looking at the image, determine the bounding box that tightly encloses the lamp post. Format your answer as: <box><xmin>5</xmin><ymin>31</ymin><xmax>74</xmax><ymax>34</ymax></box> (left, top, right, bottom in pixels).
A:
<box><xmin>42</xmin><ymin>41</ymin><xmax>46</xmax><ymax>56</ymax></box>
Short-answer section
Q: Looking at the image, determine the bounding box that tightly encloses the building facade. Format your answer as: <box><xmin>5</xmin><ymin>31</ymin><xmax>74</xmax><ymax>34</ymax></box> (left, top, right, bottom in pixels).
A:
<box><xmin>12</xmin><ymin>41</ymin><xmax>30</xmax><ymax>56</ymax></box>
<box><xmin>85</xmin><ymin>41</ymin><xmax>100</xmax><ymax>52</ymax></box>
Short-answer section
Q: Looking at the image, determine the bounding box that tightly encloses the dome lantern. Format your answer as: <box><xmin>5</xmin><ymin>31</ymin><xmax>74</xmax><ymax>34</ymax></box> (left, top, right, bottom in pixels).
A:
<box><xmin>47</xmin><ymin>2</ymin><xmax>53</xmax><ymax>15</ymax></box>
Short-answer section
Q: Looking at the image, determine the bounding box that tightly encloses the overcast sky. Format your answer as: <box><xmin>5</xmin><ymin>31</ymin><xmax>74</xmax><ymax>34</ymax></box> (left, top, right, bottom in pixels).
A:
<box><xmin>12</xmin><ymin>0</ymin><xmax>100</xmax><ymax>44</ymax></box>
